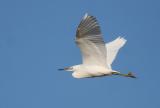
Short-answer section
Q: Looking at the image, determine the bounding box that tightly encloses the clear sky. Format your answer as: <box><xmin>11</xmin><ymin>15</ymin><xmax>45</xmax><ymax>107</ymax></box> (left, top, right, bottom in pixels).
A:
<box><xmin>0</xmin><ymin>0</ymin><xmax>160</xmax><ymax>108</ymax></box>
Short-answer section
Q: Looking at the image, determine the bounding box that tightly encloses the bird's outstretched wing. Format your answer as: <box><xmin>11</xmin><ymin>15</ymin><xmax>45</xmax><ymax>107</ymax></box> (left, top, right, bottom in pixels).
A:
<box><xmin>76</xmin><ymin>13</ymin><xmax>108</xmax><ymax>67</ymax></box>
<box><xmin>106</xmin><ymin>37</ymin><xmax>127</xmax><ymax>68</ymax></box>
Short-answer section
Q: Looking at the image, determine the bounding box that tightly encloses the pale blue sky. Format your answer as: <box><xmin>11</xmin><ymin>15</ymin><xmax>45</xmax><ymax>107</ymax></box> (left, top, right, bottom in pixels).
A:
<box><xmin>0</xmin><ymin>0</ymin><xmax>160</xmax><ymax>108</ymax></box>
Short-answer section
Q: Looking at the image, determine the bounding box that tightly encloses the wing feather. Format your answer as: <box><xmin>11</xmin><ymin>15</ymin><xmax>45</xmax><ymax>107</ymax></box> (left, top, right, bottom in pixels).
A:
<box><xmin>106</xmin><ymin>37</ymin><xmax>127</xmax><ymax>68</ymax></box>
<box><xmin>76</xmin><ymin>13</ymin><xmax>108</xmax><ymax>67</ymax></box>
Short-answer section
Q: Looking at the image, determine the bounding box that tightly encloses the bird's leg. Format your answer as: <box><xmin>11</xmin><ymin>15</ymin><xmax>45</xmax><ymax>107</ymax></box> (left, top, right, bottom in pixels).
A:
<box><xmin>111</xmin><ymin>72</ymin><xmax>136</xmax><ymax>78</ymax></box>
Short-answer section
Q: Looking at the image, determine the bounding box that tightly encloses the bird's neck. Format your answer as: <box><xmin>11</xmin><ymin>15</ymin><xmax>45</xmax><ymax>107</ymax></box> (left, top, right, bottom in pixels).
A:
<box><xmin>72</xmin><ymin>64</ymin><xmax>81</xmax><ymax>71</ymax></box>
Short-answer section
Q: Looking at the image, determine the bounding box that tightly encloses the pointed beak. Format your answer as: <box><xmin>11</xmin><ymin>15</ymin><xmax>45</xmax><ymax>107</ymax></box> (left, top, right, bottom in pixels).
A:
<box><xmin>58</xmin><ymin>67</ymin><xmax>73</xmax><ymax>71</ymax></box>
<box><xmin>58</xmin><ymin>68</ymin><xmax>65</xmax><ymax>71</ymax></box>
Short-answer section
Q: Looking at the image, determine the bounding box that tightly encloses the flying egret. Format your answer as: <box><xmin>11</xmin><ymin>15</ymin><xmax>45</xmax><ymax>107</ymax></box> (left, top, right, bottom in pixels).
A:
<box><xmin>59</xmin><ymin>13</ymin><xmax>136</xmax><ymax>79</ymax></box>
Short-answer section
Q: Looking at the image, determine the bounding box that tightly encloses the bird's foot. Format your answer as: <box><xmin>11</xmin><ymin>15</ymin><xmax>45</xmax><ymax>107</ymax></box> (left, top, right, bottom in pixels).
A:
<box><xmin>126</xmin><ymin>72</ymin><xmax>136</xmax><ymax>78</ymax></box>
<box><xmin>112</xmin><ymin>72</ymin><xmax>136</xmax><ymax>78</ymax></box>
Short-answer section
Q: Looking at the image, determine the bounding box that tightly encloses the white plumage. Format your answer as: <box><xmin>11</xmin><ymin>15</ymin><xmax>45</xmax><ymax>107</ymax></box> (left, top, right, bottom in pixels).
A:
<box><xmin>59</xmin><ymin>13</ymin><xmax>135</xmax><ymax>79</ymax></box>
<box><xmin>106</xmin><ymin>37</ymin><xmax>127</xmax><ymax>69</ymax></box>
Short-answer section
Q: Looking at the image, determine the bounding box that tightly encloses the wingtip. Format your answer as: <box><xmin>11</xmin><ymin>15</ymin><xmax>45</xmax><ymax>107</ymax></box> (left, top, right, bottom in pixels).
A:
<box><xmin>83</xmin><ymin>13</ymin><xmax>89</xmax><ymax>19</ymax></box>
<box><xmin>118</xmin><ymin>36</ymin><xmax>127</xmax><ymax>42</ymax></box>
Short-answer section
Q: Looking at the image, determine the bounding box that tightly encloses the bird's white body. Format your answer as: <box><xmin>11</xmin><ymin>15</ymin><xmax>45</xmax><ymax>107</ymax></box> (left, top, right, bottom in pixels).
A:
<box><xmin>70</xmin><ymin>36</ymin><xmax>126</xmax><ymax>78</ymax></box>
<box><xmin>71</xmin><ymin>65</ymin><xmax>112</xmax><ymax>78</ymax></box>
<box><xmin>60</xmin><ymin>13</ymin><xmax>135</xmax><ymax>78</ymax></box>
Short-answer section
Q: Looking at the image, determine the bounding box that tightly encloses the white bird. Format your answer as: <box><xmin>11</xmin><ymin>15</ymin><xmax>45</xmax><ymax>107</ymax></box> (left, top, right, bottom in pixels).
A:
<box><xmin>59</xmin><ymin>13</ymin><xmax>136</xmax><ymax>79</ymax></box>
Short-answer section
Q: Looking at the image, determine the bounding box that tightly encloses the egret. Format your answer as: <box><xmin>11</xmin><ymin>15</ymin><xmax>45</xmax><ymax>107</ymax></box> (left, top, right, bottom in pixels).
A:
<box><xmin>59</xmin><ymin>13</ymin><xmax>136</xmax><ymax>79</ymax></box>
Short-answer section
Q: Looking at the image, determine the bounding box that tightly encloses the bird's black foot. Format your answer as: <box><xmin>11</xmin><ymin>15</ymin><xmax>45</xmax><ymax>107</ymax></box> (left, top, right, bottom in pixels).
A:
<box><xmin>112</xmin><ymin>72</ymin><xmax>136</xmax><ymax>78</ymax></box>
<box><xmin>126</xmin><ymin>72</ymin><xmax>136</xmax><ymax>78</ymax></box>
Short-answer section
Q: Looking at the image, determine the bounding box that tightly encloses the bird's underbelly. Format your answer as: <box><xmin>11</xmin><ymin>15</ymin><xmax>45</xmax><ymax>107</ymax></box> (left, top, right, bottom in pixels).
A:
<box><xmin>72</xmin><ymin>66</ymin><xmax>111</xmax><ymax>78</ymax></box>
